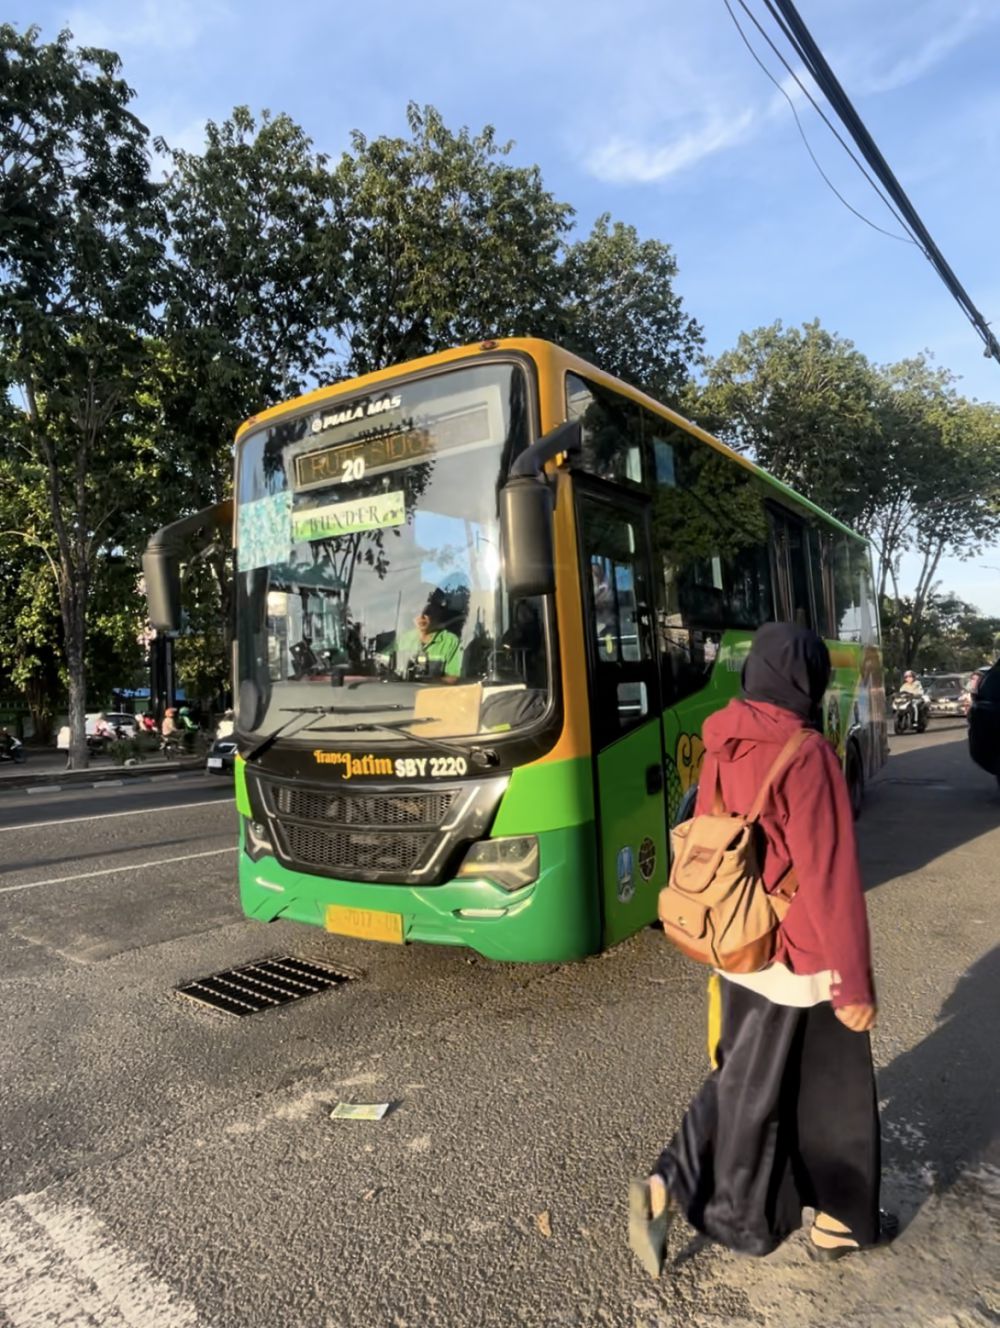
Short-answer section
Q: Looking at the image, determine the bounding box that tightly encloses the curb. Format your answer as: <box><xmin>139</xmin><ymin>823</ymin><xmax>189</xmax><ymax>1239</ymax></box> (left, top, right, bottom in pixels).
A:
<box><xmin>0</xmin><ymin>759</ymin><xmax>206</xmax><ymax>794</ymax></box>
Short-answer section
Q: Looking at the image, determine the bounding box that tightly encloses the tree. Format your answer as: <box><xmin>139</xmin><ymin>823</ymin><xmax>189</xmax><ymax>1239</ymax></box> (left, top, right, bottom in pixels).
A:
<box><xmin>157</xmin><ymin>106</ymin><xmax>345</xmax><ymax>501</ymax></box>
<box><xmin>694</xmin><ymin>320</ymin><xmax>885</xmax><ymax>529</ymax></box>
<box><xmin>332</xmin><ymin>102</ymin><xmax>573</xmax><ymax>376</ymax></box>
<box><xmin>696</xmin><ymin>321</ymin><xmax>1000</xmax><ymax>669</ymax></box>
<box><xmin>882</xmin><ymin>591</ymin><xmax>1000</xmax><ymax>675</ymax></box>
<box><xmin>871</xmin><ymin>359</ymin><xmax>1000</xmax><ymax>663</ymax></box>
<box><xmin>558</xmin><ymin>215</ymin><xmax>703</xmax><ymax>407</ymax></box>
<box><xmin>0</xmin><ymin>24</ymin><xmax>165</xmax><ymax>767</ymax></box>
<box><xmin>151</xmin><ymin>108</ymin><xmax>348</xmax><ymax>677</ymax></box>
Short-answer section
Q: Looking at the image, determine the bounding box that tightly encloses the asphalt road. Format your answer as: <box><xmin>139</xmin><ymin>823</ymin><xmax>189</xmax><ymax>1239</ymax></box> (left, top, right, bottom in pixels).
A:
<box><xmin>0</xmin><ymin>726</ymin><xmax>997</xmax><ymax>1328</ymax></box>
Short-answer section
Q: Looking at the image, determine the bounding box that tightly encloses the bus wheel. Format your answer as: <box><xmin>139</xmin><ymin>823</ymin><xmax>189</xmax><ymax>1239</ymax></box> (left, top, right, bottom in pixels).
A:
<box><xmin>846</xmin><ymin>745</ymin><xmax>864</xmax><ymax>820</ymax></box>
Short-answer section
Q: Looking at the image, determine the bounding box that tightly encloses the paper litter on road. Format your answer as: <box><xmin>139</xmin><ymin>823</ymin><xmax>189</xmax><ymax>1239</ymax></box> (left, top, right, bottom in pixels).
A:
<box><xmin>331</xmin><ymin>1102</ymin><xmax>391</xmax><ymax>1121</ymax></box>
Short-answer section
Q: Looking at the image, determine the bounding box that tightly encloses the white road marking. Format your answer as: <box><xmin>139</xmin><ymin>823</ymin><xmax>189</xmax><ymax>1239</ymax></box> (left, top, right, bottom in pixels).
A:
<box><xmin>0</xmin><ymin>798</ymin><xmax>234</xmax><ymax>834</ymax></box>
<box><xmin>24</xmin><ymin>785</ymin><xmax>63</xmax><ymax>794</ymax></box>
<box><xmin>0</xmin><ymin>1190</ymin><xmax>202</xmax><ymax>1327</ymax></box>
<box><xmin>0</xmin><ymin>848</ymin><xmax>236</xmax><ymax>896</ymax></box>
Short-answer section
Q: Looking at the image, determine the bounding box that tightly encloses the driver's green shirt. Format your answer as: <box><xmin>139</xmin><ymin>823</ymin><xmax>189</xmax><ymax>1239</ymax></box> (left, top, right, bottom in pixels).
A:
<box><xmin>397</xmin><ymin>628</ymin><xmax>462</xmax><ymax>677</ymax></box>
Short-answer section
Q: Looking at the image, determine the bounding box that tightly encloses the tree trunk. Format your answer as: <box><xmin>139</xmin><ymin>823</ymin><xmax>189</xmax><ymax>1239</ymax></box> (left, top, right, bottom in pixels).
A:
<box><xmin>63</xmin><ymin>590</ymin><xmax>89</xmax><ymax>771</ymax></box>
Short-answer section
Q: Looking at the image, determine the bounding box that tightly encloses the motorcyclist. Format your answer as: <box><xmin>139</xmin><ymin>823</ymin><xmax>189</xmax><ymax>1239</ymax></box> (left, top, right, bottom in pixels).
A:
<box><xmin>177</xmin><ymin>705</ymin><xmax>198</xmax><ymax>751</ymax></box>
<box><xmin>899</xmin><ymin>670</ymin><xmax>925</xmax><ymax>697</ymax></box>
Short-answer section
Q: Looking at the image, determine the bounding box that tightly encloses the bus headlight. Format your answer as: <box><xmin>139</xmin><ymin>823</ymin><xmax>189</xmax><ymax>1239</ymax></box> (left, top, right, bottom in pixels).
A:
<box><xmin>456</xmin><ymin>836</ymin><xmax>539</xmax><ymax>892</ymax></box>
<box><xmin>244</xmin><ymin>816</ymin><xmax>273</xmax><ymax>862</ymax></box>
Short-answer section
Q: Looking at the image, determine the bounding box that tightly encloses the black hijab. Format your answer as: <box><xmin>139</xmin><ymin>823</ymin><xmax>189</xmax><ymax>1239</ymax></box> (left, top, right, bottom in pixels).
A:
<box><xmin>742</xmin><ymin>622</ymin><xmax>831</xmax><ymax>726</ymax></box>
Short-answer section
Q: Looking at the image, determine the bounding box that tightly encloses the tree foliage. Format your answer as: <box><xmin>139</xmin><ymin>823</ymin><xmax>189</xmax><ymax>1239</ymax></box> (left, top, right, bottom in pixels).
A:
<box><xmin>559</xmin><ymin>214</ymin><xmax>704</xmax><ymax>407</ymax></box>
<box><xmin>0</xmin><ymin>24</ymin><xmax>166</xmax><ymax>765</ymax></box>
<box><xmin>157</xmin><ymin>106</ymin><xmax>343</xmax><ymax>506</ymax></box>
<box><xmin>333</xmin><ymin>103</ymin><xmax>574</xmax><ymax>376</ymax></box>
<box><xmin>696</xmin><ymin>320</ymin><xmax>1000</xmax><ymax>666</ymax></box>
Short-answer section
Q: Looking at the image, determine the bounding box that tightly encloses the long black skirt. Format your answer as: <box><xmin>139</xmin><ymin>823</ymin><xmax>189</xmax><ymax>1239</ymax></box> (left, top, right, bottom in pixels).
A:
<box><xmin>654</xmin><ymin>980</ymin><xmax>881</xmax><ymax>1257</ymax></box>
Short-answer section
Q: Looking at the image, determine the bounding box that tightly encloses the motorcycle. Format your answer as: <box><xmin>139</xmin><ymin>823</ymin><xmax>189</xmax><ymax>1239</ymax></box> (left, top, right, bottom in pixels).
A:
<box><xmin>893</xmin><ymin>692</ymin><xmax>929</xmax><ymax>735</ymax></box>
<box><xmin>0</xmin><ymin>736</ymin><xmax>26</xmax><ymax>764</ymax></box>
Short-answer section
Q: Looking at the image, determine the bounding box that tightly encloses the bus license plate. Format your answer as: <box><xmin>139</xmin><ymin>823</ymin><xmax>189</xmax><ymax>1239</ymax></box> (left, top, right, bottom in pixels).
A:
<box><xmin>324</xmin><ymin>904</ymin><xmax>404</xmax><ymax>945</ymax></box>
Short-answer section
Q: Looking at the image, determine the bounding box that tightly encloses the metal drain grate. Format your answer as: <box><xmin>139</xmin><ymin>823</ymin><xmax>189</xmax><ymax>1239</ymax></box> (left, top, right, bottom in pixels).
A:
<box><xmin>175</xmin><ymin>956</ymin><xmax>352</xmax><ymax>1017</ymax></box>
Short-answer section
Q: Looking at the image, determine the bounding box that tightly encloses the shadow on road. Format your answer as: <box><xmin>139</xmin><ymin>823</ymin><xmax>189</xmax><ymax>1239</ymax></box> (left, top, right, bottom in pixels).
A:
<box><xmin>879</xmin><ymin>944</ymin><xmax>1000</xmax><ymax>1224</ymax></box>
<box><xmin>860</xmin><ymin>725</ymin><xmax>998</xmax><ymax>892</ymax></box>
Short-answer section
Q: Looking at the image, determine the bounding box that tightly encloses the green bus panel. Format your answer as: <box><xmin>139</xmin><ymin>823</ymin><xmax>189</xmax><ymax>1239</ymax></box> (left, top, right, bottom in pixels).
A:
<box><xmin>594</xmin><ymin>715</ymin><xmax>668</xmax><ymax>948</ymax></box>
<box><xmin>239</xmin><ymin>821</ymin><xmax>601</xmax><ymax>964</ymax></box>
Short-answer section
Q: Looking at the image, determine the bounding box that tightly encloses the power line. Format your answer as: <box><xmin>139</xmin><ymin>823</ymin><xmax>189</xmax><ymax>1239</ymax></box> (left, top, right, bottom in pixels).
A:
<box><xmin>761</xmin><ymin>0</ymin><xmax>1000</xmax><ymax>367</ymax></box>
<box><xmin>726</xmin><ymin>0</ymin><xmax>919</xmax><ymax>246</ymax></box>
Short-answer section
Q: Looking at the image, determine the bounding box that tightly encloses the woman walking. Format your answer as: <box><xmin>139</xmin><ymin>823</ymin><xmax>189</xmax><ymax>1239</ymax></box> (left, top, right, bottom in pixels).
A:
<box><xmin>630</xmin><ymin>623</ymin><xmax>892</xmax><ymax>1273</ymax></box>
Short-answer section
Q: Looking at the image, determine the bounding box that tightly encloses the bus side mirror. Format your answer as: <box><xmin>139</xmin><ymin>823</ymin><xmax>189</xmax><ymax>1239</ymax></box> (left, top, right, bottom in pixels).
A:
<box><xmin>142</xmin><ymin>547</ymin><xmax>181</xmax><ymax>632</ymax></box>
<box><xmin>500</xmin><ymin>477</ymin><xmax>555</xmax><ymax>598</ymax></box>
<box><xmin>142</xmin><ymin>499</ymin><xmax>234</xmax><ymax>633</ymax></box>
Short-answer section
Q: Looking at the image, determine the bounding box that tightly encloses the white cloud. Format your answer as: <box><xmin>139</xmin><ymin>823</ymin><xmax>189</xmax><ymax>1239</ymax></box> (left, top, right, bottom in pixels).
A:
<box><xmin>577</xmin><ymin>0</ymin><xmax>998</xmax><ymax>189</ymax></box>
<box><xmin>586</xmin><ymin>106</ymin><xmax>757</xmax><ymax>184</ymax></box>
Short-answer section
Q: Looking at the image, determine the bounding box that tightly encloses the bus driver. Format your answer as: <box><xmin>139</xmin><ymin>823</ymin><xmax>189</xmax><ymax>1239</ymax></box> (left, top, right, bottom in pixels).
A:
<box><xmin>396</xmin><ymin>596</ymin><xmax>462</xmax><ymax>683</ymax></box>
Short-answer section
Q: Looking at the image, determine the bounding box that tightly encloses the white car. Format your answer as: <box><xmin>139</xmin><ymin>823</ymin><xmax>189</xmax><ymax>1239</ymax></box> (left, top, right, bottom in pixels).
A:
<box><xmin>56</xmin><ymin>712</ymin><xmax>138</xmax><ymax>749</ymax></box>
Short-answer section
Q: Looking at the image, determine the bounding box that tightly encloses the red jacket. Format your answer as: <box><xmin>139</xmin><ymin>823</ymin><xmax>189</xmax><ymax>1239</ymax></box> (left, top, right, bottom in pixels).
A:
<box><xmin>694</xmin><ymin>699</ymin><xmax>874</xmax><ymax>1008</ymax></box>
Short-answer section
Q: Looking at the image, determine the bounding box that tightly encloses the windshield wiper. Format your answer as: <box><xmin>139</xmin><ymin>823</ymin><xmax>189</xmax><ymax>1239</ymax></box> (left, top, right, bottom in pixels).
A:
<box><xmin>314</xmin><ymin>717</ymin><xmax>499</xmax><ymax>767</ymax></box>
<box><xmin>244</xmin><ymin>706</ymin><xmax>347</xmax><ymax>763</ymax></box>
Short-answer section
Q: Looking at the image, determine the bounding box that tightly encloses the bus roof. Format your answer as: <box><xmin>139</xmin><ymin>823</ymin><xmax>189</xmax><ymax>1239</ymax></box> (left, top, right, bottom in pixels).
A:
<box><xmin>235</xmin><ymin>336</ymin><xmax>866</xmax><ymax>544</ymax></box>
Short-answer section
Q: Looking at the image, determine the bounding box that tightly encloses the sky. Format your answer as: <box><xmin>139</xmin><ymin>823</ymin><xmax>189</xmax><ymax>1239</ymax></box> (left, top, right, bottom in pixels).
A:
<box><xmin>12</xmin><ymin>0</ymin><xmax>1000</xmax><ymax>617</ymax></box>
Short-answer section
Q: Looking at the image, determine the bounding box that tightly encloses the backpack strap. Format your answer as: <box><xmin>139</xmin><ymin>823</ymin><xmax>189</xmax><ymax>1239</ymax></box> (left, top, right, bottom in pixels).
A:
<box><xmin>746</xmin><ymin>728</ymin><xmax>813</xmax><ymax>822</ymax></box>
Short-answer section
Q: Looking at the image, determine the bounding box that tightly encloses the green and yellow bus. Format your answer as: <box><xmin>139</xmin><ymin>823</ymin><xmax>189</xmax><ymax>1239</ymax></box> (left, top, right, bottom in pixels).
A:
<box><xmin>144</xmin><ymin>338</ymin><xmax>886</xmax><ymax>962</ymax></box>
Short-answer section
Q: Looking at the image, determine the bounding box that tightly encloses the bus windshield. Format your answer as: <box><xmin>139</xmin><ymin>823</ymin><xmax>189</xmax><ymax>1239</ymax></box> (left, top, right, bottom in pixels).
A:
<box><xmin>234</xmin><ymin>362</ymin><xmax>549</xmax><ymax>742</ymax></box>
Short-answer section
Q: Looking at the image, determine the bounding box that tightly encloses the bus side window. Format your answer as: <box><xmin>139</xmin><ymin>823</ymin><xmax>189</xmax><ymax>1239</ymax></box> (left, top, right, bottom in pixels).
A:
<box><xmin>808</xmin><ymin>527</ymin><xmax>835</xmax><ymax>638</ymax></box>
<box><xmin>832</xmin><ymin>535</ymin><xmax>862</xmax><ymax>642</ymax></box>
<box><xmin>854</xmin><ymin>544</ymin><xmax>879</xmax><ymax>646</ymax></box>
<box><xmin>580</xmin><ymin>502</ymin><xmax>657</xmax><ymax>740</ymax></box>
<box><xmin>770</xmin><ymin>510</ymin><xmax>815</xmax><ymax>630</ymax></box>
<box><xmin>645</xmin><ymin>421</ymin><xmax>773</xmax><ymax>704</ymax></box>
<box><xmin>567</xmin><ymin>373</ymin><xmax>644</xmax><ymax>485</ymax></box>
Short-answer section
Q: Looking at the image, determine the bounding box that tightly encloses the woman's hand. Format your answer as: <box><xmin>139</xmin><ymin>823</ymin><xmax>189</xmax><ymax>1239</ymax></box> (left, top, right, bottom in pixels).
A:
<box><xmin>834</xmin><ymin>1002</ymin><xmax>877</xmax><ymax>1032</ymax></box>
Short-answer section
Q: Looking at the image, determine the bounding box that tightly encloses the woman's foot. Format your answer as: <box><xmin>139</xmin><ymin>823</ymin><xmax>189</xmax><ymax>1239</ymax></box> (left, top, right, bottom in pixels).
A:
<box><xmin>807</xmin><ymin>1210</ymin><xmax>899</xmax><ymax>1262</ymax></box>
<box><xmin>628</xmin><ymin>1175</ymin><xmax>675</xmax><ymax>1277</ymax></box>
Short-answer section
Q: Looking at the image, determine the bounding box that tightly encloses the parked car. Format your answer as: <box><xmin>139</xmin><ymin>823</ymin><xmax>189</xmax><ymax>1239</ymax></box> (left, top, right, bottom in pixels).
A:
<box><xmin>967</xmin><ymin>662</ymin><xmax>1000</xmax><ymax>784</ymax></box>
<box><xmin>921</xmin><ymin>673</ymin><xmax>965</xmax><ymax>716</ymax></box>
<box><xmin>206</xmin><ymin>736</ymin><xmax>237</xmax><ymax>774</ymax></box>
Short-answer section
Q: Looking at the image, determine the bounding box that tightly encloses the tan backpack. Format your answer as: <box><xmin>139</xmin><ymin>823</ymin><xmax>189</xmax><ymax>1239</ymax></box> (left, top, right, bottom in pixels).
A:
<box><xmin>658</xmin><ymin>729</ymin><xmax>812</xmax><ymax>973</ymax></box>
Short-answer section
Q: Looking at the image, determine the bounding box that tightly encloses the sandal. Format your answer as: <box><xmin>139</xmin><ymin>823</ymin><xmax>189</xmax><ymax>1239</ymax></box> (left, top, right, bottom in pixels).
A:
<box><xmin>628</xmin><ymin>1177</ymin><xmax>675</xmax><ymax>1277</ymax></box>
<box><xmin>807</xmin><ymin>1210</ymin><xmax>899</xmax><ymax>1262</ymax></box>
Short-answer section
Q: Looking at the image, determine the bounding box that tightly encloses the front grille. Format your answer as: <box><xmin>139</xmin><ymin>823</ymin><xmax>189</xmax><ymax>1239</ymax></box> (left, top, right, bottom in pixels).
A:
<box><xmin>282</xmin><ymin>823</ymin><xmax>428</xmax><ymax>875</ymax></box>
<box><xmin>250</xmin><ymin>771</ymin><xmax>486</xmax><ymax>884</ymax></box>
<box><xmin>274</xmin><ymin>785</ymin><xmax>455</xmax><ymax>829</ymax></box>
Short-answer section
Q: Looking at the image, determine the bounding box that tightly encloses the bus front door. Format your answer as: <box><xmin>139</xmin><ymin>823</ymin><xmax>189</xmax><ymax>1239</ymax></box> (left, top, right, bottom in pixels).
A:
<box><xmin>577</xmin><ymin>485</ymin><xmax>668</xmax><ymax>947</ymax></box>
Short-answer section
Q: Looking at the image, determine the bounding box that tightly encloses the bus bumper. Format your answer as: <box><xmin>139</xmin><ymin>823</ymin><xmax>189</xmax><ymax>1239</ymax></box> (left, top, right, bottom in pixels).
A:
<box><xmin>238</xmin><ymin>823</ymin><xmax>600</xmax><ymax>964</ymax></box>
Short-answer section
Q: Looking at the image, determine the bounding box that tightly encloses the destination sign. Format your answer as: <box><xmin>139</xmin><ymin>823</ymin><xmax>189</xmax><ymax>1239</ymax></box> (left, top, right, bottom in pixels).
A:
<box><xmin>293</xmin><ymin>402</ymin><xmax>493</xmax><ymax>491</ymax></box>
<box><xmin>294</xmin><ymin>429</ymin><xmax>435</xmax><ymax>491</ymax></box>
<box><xmin>291</xmin><ymin>490</ymin><xmax>405</xmax><ymax>543</ymax></box>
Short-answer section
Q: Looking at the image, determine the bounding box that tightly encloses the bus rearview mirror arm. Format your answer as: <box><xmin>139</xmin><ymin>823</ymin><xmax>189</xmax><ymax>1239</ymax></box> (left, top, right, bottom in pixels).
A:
<box><xmin>508</xmin><ymin>419</ymin><xmax>582</xmax><ymax>479</ymax></box>
<box><xmin>500</xmin><ymin>421</ymin><xmax>581</xmax><ymax>598</ymax></box>
<box><xmin>142</xmin><ymin>499</ymin><xmax>233</xmax><ymax>632</ymax></box>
